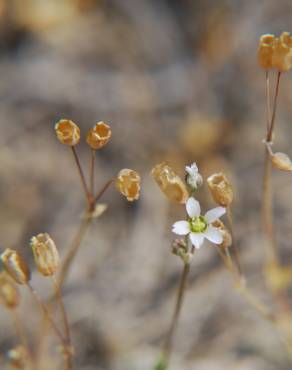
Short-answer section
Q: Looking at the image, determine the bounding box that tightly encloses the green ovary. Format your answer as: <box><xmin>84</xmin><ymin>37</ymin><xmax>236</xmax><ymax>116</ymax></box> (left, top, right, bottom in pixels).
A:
<box><xmin>189</xmin><ymin>216</ymin><xmax>207</xmax><ymax>233</ymax></box>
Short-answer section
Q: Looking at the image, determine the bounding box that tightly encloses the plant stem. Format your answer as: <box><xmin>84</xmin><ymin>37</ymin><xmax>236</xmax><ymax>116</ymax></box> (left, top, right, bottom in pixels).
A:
<box><xmin>226</xmin><ymin>206</ymin><xmax>243</xmax><ymax>279</ymax></box>
<box><xmin>267</xmin><ymin>71</ymin><xmax>281</xmax><ymax>142</ymax></box>
<box><xmin>94</xmin><ymin>178</ymin><xmax>114</xmax><ymax>203</ymax></box>
<box><xmin>162</xmin><ymin>262</ymin><xmax>190</xmax><ymax>368</ymax></box>
<box><xmin>89</xmin><ymin>149</ymin><xmax>96</xmax><ymax>197</ymax></box>
<box><xmin>266</xmin><ymin>70</ymin><xmax>271</xmax><ymax>132</ymax></box>
<box><xmin>71</xmin><ymin>146</ymin><xmax>92</xmax><ymax>206</ymax></box>
<box><xmin>57</xmin><ymin>215</ymin><xmax>93</xmax><ymax>289</ymax></box>
<box><xmin>11</xmin><ymin>309</ymin><xmax>35</xmax><ymax>370</ymax></box>
<box><xmin>52</xmin><ymin>276</ymin><xmax>73</xmax><ymax>370</ymax></box>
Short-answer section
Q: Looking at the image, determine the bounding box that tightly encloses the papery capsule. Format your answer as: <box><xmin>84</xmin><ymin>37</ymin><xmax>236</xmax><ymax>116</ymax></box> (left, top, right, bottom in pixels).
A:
<box><xmin>7</xmin><ymin>345</ymin><xmax>29</xmax><ymax>369</ymax></box>
<box><xmin>55</xmin><ymin>119</ymin><xmax>80</xmax><ymax>146</ymax></box>
<box><xmin>0</xmin><ymin>272</ymin><xmax>20</xmax><ymax>309</ymax></box>
<box><xmin>272</xmin><ymin>32</ymin><xmax>292</xmax><ymax>72</ymax></box>
<box><xmin>86</xmin><ymin>121</ymin><xmax>111</xmax><ymax>150</ymax></box>
<box><xmin>0</xmin><ymin>249</ymin><xmax>30</xmax><ymax>285</ymax></box>
<box><xmin>151</xmin><ymin>162</ymin><xmax>189</xmax><ymax>204</ymax></box>
<box><xmin>31</xmin><ymin>233</ymin><xmax>60</xmax><ymax>276</ymax></box>
<box><xmin>207</xmin><ymin>172</ymin><xmax>233</xmax><ymax>207</ymax></box>
<box><xmin>258</xmin><ymin>34</ymin><xmax>276</xmax><ymax>70</ymax></box>
<box><xmin>271</xmin><ymin>152</ymin><xmax>292</xmax><ymax>171</ymax></box>
<box><xmin>116</xmin><ymin>169</ymin><xmax>141</xmax><ymax>201</ymax></box>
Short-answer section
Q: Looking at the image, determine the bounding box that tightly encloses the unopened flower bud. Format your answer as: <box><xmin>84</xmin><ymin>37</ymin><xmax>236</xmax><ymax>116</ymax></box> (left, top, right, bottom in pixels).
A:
<box><xmin>207</xmin><ymin>172</ymin><xmax>233</xmax><ymax>207</ymax></box>
<box><xmin>86</xmin><ymin>121</ymin><xmax>111</xmax><ymax>150</ymax></box>
<box><xmin>55</xmin><ymin>119</ymin><xmax>80</xmax><ymax>146</ymax></box>
<box><xmin>0</xmin><ymin>272</ymin><xmax>20</xmax><ymax>309</ymax></box>
<box><xmin>151</xmin><ymin>162</ymin><xmax>189</xmax><ymax>204</ymax></box>
<box><xmin>0</xmin><ymin>249</ymin><xmax>30</xmax><ymax>285</ymax></box>
<box><xmin>7</xmin><ymin>345</ymin><xmax>29</xmax><ymax>369</ymax></box>
<box><xmin>185</xmin><ymin>162</ymin><xmax>203</xmax><ymax>192</ymax></box>
<box><xmin>258</xmin><ymin>34</ymin><xmax>276</xmax><ymax>70</ymax></box>
<box><xmin>116</xmin><ymin>169</ymin><xmax>141</xmax><ymax>201</ymax></box>
<box><xmin>270</xmin><ymin>152</ymin><xmax>292</xmax><ymax>171</ymax></box>
<box><xmin>31</xmin><ymin>233</ymin><xmax>60</xmax><ymax>276</ymax></box>
<box><xmin>212</xmin><ymin>220</ymin><xmax>232</xmax><ymax>248</ymax></box>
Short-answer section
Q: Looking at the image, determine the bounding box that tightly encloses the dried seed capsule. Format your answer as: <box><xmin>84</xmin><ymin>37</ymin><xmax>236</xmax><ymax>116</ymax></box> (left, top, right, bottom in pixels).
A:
<box><xmin>116</xmin><ymin>169</ymin><xmax>141</xmax><ymax>201</ymax></box>
<box><xmin>272</xmin><ymin>32</ymin><xmax>292</xmax><ymax>72</ymax></box>
<box><xmin>271</xmin><ymin>152</ymin><xmax>292</xmax><ymax>171</ymax></box>
<box><xmin>258</xmin><ymin>34</ymin><xmax>276</xmax><ymax>70</ymax></box>
<box><xmin>151</xmin><ymin>162</ymin><xmax>189</xmax><ymax>204</ymax></box>
<box><xmin>86</xmin><ymin>121</ymin><xmax>111</xmax><ymax>150</ymax></box>
<box><xmin>207</xmin><ymin>172</ymin><xmax>233</xmax><ymax>207</ymax></box>
<box><xmin>0</xmin><ymin>272</ymin><xmax>20</xmax><ymax>309</ymax></box>
<box><xmin>212</xmin><ymin>220</ymin><xmax>232</xmax><ymax>248</ymax></box>
<box><xmin>7</xmin><ymin>345</ymin><xmax>29</xmax><ymax>369</ymax></box>
<box><xmin>0</xmin><ymin>249</ymin><xmax>30</xmax><ymax>285</ymax></box>
<box><xmin>55</xmin><ymin>119</ymin><xmax>81</xmax><ymax>146</ymax></box>
<box><xmin>31</xmin><ymin>233</ymin><xmax>60</xmax><ymax>276</ymax></box>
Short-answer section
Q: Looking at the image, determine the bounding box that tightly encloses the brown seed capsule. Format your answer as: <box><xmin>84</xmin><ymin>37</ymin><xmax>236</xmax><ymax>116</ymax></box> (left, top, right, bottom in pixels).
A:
<box><xmin>272</xmin><ymin>32</ymin><xmax>292</xmax><ymax>72</ymax></box>
<box><xmin>55</xmin><ymin>119</ymin><xmax>81</xmax><ymax>146</ymax></box>
<box><xmin>207</xmin><ymin>172</ymin><xmax>233</xmax><ymax>207</ymax></box>
<box><xmin>151</xmin><ymin>162</ymin><xmax>189</xmax><ymax>204</ymax></box>
<box><xmin>0</xmin><ymin>249</ymin><xmax>30</xmax><ymax>285</ymax></box>
<box><xmin>212</xmin><ymin>220</ymin><xmax>232</xmax><ymax>248</ymax></box>
<box><xmin>0</xmin><ymin>272</ymin><xmax>20</xmax><ymax>309</ymax></box>
<box><xmin>115</xmin><ymin>169</ymin><xmax>141</xmax><ymax>201</ymax></box>
<box><xmin>31</xmin><ymin>233</ymin><xmax>60</xmax><ymax>276</ymax></box>
<box><xmin>86</xmin><ymin>121</ymin><xmax>111</xmax><ymax>150</ymax></box>
<box><xmin>7</xmin><ymin>345</ymin><xmax>29</xmax><ymax>369</ymax></box>
<box><xmin>271</xmin><ymin>152</ymin><xmax>292</xmax><ymax>171</ymax></box>
<box><xmin>258</xmin><ymin>34</ymin><xmax>276</xmax><ymax>70</ymax></box>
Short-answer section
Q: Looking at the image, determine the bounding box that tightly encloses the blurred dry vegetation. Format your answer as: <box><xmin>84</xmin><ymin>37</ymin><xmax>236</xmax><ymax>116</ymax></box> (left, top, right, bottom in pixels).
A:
<box><xmin>1</xmin><ymin>0</ymin><xmax>292</xmax><ymax>369</ymax></box>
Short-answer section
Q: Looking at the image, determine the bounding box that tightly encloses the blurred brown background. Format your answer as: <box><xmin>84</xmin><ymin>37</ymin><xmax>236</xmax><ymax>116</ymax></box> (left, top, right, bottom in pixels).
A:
<box><xmin>1</xmin><ymin>0</ymin><xmax>292</xmax><ymax>369</ymax></box>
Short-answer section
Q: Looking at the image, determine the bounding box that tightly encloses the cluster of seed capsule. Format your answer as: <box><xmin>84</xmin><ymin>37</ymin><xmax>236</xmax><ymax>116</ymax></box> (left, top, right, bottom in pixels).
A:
<box><xmin>55</xmin><ymin>119</ymin><xmax>141</xmax><ymax>202</ymax></box>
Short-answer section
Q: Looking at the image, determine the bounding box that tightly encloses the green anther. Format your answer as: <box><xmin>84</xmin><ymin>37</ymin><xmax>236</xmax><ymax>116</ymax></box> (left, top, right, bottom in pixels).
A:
<box><xmin>189</xmin><ymin>216</ymin><xmax>207</xmax><ymax>233</ymax></box>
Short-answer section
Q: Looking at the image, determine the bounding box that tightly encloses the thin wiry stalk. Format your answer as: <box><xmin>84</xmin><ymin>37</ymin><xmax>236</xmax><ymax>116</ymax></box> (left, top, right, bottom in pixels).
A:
<box><xmin>162</xmin><ymin>261</ymin><xmax>190</xmax><ymax>369</ymax></box>
<box><xmin>94</xmin><ymin>178</ymin><xmax>114</xmax><ymax>203</ymax></box>
<box><xmin>226</xmin><ymin>206</ymin><xmax>243</xmax><ymax>279</ymax></box>
<box><xmin>58</xmin><ymin>215</ymin><xmax>93</xmax><ymax>289</ymax></box>
<box><xmin>27</xmin><ymin>284</ymin><xmax>72</xmax><ymax>370</ymax></box>
<box><xmin>11</xmin><ymin>309</ymin><xmax>35</xmax><ymax>370</ymax></box>
<box><xmin>89</xmin><ymin>149</ymin><xmax>96</xmax><ymax>197</ymax></box>
<box><xmin>71</xmin><ymin>146</ymin><xmax>93</xmax><ymax>206</ymax></box>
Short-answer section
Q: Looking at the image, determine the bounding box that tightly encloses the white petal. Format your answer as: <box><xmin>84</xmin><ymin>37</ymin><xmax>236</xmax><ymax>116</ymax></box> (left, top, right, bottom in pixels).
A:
<box><xmin>204</xmin><ymin>226</ymin><xmax>223</xmax><ymax>244</ymax></box>
<box><xmin>172</xmin><ymin>221</ymin><xmax>190</xmax><ymax>235</ymax></box>
<box><xmin>205</xmin><ymin>207</ymin><xmax>226</xmax><ymax>223</ymax></box>
<box><xmin>186</xmin><ymin>197</ymin><xmax>200</xmax><ymax>218</ymax></box>
<box><xmin>185</xmin><ymin>163</ymin><xmax>198</xmax><ymax>175</ymax></box>
<box><xmin>189</xmin><ymin>232</ymin><xmax>205</xmax><ymax>249</ymax></box>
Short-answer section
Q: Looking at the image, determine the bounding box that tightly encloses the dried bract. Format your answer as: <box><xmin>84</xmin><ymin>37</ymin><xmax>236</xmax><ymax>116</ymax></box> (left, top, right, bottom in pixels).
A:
<box><xmin>7</xmin><ymin>345</ymin><xmax>29</xmax><ymax>369</ymax></box>
<box><xmin>151</xmin><ymin>162</ymin><xmax>189</xmax><ymax>204</ymax></box>
<box><xmin>207</xmin><ymin>172</ymin><xmax>233</xmax><ymax>207</ymax></box>
<box><xmin>86</xmin><ymin>121</ymin><xmax>111</xmax><ymax>150</ymax></box>
<box><xmin>271</xmin><ymin>151</ymin><xmax>292</xmax><ymax>171</ymax></box>
<box><xmin>31</xmin><ymin>233</ymin><xmax>60</xmax><ymax>276</ymax></box>
<box><xmin>116</xmin><ymin>169</ymin><xmax>141</xmax><ymax>201</ymax></box>
<box><xmin>0</xmin><ymin>272</ymin><xmax>20</xmax><ymax>309</ymax></box>
<box><xmin>55</xmin><ymin>119</ymin><xmax>80</xmax><ymax>146</ymax></box>
<box><xmin>258</xmin><ymin>34</ymin><xmax>276</xmax><ymax>70</ymax></box>
<box><xmin>0</xmin><ymin>249</ymin><xmax>30</xmax><ymax>285</ymax></box>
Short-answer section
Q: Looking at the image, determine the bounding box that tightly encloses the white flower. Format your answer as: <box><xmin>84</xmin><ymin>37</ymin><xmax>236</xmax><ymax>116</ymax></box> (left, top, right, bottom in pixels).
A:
<box><xmin>172</xmin><ymin>197</ymin><xmax>226</xmax><ymax>249</ymax></box>
<box><xmin>185</xmin><ymin>162</ymin><xmax>203</xmax><ymax>190</ymax></box>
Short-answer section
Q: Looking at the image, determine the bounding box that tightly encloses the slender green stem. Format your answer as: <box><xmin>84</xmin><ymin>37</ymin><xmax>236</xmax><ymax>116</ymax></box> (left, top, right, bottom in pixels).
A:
<box><xmin>162</xmin><ymin>262</ymin><xmax>190</xmax><ymax>368</ymax></box>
